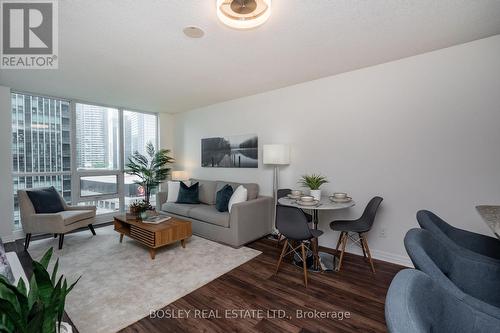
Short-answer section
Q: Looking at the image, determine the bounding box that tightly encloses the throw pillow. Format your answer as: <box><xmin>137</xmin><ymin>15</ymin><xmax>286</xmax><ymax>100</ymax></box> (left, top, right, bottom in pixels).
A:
<box><xmin>176</xmin><ymin>182</ymin><xmax>200</xmax><ymax>204</ymax></box>
<box><xmin>26</xmin><ymin>186</ymin><xmax>65</xmax><ymax>214</ymax></box>
<box><xmin>166</xmin><ymin>180</ymin><xmax>192</xmax><ymax>203</ymax></box>
<box><xmin>0</xmin><ymin>239</ymin><xmax>15</xmax><ymax>284</ymax></box>
<box><xmin>215</xmin><ymin>184</ymin><xmax>234</xmax><ymax>212</ymax></box>
<box><xmin>228</xmin><ymin>185</ymin><xmax>248</xmax><ymax>213</ymax></box>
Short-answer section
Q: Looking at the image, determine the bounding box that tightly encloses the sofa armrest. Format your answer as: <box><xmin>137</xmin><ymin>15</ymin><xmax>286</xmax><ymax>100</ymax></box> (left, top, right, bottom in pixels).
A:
<box><xmin>230</xmin><ymin>196</ymin><xmax>273</xmax><ymax>245</ymax></box>
<box><xmin>157</xmin><ymin>192</ymin><xmax>168</xmax><ymax>209</ymax></box>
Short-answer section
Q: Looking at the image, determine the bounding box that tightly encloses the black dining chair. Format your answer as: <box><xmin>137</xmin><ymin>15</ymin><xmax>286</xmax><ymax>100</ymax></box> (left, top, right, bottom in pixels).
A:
<box><xmin>275</xmin><ymin>205</ymin><xmax>323</xmax><ymax>288</ymax></box>
<box><xmin>277</xmin><ymin>188</ymin><xmax>313</xmax><ymax>222</ymax></box>
<box><xmin>329</xmin><ymin>196</ymin><xmax>383</xmax><ymax>273</ymax></box>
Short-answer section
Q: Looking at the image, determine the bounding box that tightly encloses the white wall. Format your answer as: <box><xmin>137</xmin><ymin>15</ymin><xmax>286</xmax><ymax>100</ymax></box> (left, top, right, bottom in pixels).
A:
<box><xmin>172</xmin><ymin>35</ymin><xmax>500</xmax><ymax>265</ymax></box>
<box><xmin>0</xmin><ymin>86</ymin><xmax>14</xmax><ymax>241</ymax></box>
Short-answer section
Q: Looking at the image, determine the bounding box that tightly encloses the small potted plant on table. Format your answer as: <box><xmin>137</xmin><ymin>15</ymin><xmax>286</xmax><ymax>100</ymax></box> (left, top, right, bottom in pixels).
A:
<box><xmin>299</xmin><ymin>174</ymin><xmax>329</xmax><ymax>201</ymax></box>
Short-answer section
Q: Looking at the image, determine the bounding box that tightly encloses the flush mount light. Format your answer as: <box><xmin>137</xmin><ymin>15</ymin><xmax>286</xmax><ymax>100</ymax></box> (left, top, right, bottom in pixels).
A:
<box><xmin>183</xmin><ymin>26</ymin><xmax>205</xmax><ymax>38</ymax></box>
<box><xmin>216</xmin><ymin>0</ymin><xmax>272</xmax><ymax>30</ymax></box>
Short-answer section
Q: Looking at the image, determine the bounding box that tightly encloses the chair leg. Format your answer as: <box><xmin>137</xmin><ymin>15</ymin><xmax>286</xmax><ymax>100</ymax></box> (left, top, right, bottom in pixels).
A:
<box><xmin>359</xmin><ymin>232</ymin><xmax>367</xmax><ymax>258</ymax></box>
<box><xmin>335</xmin><ymin>231</ymin><xmax>344</xmax><ymax>254</ymax></box>
<box><xmin>301</xmin><ymin>242</ymin><xmax>308</xmax><ymax>288</ymax></box>
<box><xmin>276</xmin><ymin>233</ymin><xmax>283</xmax><ymax>247</ymax></box>
<box><xmin>53</xmin><ymin>234</ymin><xmax>58</xmax><ymax>238</ymax></box>
<box><xmin>58</xmin><ymin>234</ymin><xmax>64</xmax><ymax>250</ymax></box>
<box><xmin>275</xmin><ymin>239</ymin><xmax>288</xmax><ymax>275</ymax></box>
<box><xmin>88</xmin><ymin>224</ymin><xmax>96</xmax><ymax>236</ymax></box>
<box><xmin>361</xmin><ymin>235</ymin><xmax>376</xmax><ymax>274</ymax></box>
<box><xmin>24</xmin><ymin>233</ymin><xmax>31</xmax><ymax>251</ymax></box>
<box><xmin>338</xmin><ymin>232</ymin><xmax>348</xmax><ymax>271</ymax></box>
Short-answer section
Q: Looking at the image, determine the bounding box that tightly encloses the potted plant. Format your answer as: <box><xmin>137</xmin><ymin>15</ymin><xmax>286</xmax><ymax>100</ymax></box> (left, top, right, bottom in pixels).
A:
<box><xmin>129</xmin><ymin>200</ymin><xmax>153</xmax><ymax>219</ymax></box>
<box><xmin>299</xmin><ymin>174</ymin><xmax>329</xmax><ymax>201</ymax></box>
<box><xmin>126</xmin><ymin>142</ymin><xmax>174</xmax><ymax>206</ymax></box>
<box><xmin>0</xmin><ymin>247</ymin><xmax>79</xmax><ymax>333</ymax></box>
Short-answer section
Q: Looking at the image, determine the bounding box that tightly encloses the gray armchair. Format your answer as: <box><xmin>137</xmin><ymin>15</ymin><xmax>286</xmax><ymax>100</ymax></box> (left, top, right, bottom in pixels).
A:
<box><xmin>385</xmin><ymin>269</ymin><xmax>500</xmax><ymax>333</ymax></box>
<box><xmin>404</xmin><ymin>228</ymin><xmax>500</xmax><ymax>318</ymax></box>
<box><xmin>417</xmin><ymin>210</ymin><xmax>500</xmax><ymax>260</ymax></box>
<box><xmin>18</xmin><ymin>189</ymin><xmax>97</xmax><ymax>250</ymax></box>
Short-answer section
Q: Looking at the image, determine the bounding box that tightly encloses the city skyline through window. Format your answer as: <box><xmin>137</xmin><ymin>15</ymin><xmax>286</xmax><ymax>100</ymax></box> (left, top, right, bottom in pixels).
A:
<box><xmin>11</xmin><ymin>93</ymin><xmax>159</xmax><ymax>229</ymax></box>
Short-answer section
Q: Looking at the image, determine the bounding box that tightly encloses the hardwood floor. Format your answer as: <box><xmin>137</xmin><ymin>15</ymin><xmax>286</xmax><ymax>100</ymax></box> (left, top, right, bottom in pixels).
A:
<box><xmin>120</xmin><ymin>238</ymin><xmax>405</xmax><ymax>333</ymax></box>
<box><xmin>7</xmin><ymin>230</ymin><xmax>405</xmax><ymax>333</ymax></box>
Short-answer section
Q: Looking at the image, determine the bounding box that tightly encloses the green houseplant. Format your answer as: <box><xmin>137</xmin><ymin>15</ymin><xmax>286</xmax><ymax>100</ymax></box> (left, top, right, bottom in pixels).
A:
<box><xmin>125</xmin><ymin>142</ymin><xmax>174</xmax><ymax>206</ymax></box>
<box><xmin>299</xmin><ymin>174</ymin><xmax>329</xmax><ymax>200</ymax></box>
<box><xmin>0</xmin><ymin>247</ymin><xmax>79</xmax><ymax>333</ymax></box>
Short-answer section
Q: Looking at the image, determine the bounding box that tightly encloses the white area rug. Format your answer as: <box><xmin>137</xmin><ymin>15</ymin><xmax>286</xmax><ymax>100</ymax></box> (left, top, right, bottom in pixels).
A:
<box><xmin>28</xmin><ymin>225</ymin><xmax>261</xmax><ymax>333</ymax></box>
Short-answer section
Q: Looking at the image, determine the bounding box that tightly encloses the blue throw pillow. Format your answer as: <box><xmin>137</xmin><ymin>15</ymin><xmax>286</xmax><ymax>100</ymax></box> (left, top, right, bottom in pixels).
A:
<box><xmin>176</xmin><ymin>182</ymin><xmax>200</xmax><ymax>204</ymax></box>
<box><xmin>216</xmin><ymin>184</ymin><xmax>233</xmax><ymax>212</ymax></box>
<box><xmin>26</xmin><ymin>186</ymin><xmax>65</xmax><ymax>214</ymax></box>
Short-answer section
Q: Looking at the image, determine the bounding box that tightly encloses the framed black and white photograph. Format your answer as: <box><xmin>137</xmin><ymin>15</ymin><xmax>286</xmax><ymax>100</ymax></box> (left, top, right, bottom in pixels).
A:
<box><xmin>201</xmin><ymin>134</ymin><xmax>258</xmax><ymax>168</ymax></box>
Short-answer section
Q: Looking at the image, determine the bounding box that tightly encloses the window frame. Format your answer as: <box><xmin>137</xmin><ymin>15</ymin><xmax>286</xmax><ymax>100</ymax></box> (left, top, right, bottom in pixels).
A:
<box><xmin>11</xmin><ymin>90</ymin><xmax>159</xmax><ymax>229</ymax></box>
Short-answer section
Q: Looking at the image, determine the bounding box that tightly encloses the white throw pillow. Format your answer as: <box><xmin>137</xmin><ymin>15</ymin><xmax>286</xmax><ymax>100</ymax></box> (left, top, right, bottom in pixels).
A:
<box><xmin>166</xmin><ymin>181</ymin><xmax>180</xmax><ymax>203</ymax></box>
<box><xmin>228</xmin><ymin>185</ymin><xmax>248</xmax><ymax>213</ymax></box>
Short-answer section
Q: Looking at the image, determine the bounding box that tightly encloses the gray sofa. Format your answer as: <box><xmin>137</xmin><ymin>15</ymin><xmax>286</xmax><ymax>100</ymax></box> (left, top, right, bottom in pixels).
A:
<box><xmin>157</xmin><ymin>179</ymin><xmax>273</xmax><ymax>247</ymax></box>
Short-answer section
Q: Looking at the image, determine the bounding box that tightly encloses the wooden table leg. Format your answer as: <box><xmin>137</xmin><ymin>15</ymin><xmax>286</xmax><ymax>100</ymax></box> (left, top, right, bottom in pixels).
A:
<box><xmin>119</xmin><ymin>234</ymin><xmax>124</xmax><ymax>243</ymax></box>
<box><xmin>149</xmin><ymin>248</ymin><xmax>156</xmax><ymax>260</ymax></box>
<box><xmin>181</xmin><ymin>239</ymin><xmax>186</xmax><ymax>248</ymax></box>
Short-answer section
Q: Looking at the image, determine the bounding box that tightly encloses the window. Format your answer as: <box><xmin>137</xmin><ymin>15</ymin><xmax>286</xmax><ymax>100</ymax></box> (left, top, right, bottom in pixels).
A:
<box><xmin>123</xmin><ymin>110</ymin><xmax>158</xmax><ymax>207</ymax></box>
<box><xmin>12</xmin><ymin>93</ymin><xmax>72</xmax><ymax>228</ymax></box>
<box><xmin>11</xmin><ymin>94</ymin><xmax>159</xmax><ymax>228</ymax></box>
<box><xmin>76</xmin><ymin>104</ymin><xmax>119</xmax><ymax>170</ymax></box>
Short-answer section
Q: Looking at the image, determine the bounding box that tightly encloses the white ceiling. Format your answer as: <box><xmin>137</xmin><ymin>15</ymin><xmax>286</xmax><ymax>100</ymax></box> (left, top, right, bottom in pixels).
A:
<box><xmin>1</xmin><ymin>0</ymin><xmax>500</xmax><ymax>113</ymax></box>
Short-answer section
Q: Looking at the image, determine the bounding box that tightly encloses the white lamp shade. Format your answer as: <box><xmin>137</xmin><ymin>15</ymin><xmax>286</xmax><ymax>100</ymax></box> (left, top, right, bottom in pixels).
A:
<box><xmin>171</xmin><ymin>171</ymin><xmax>189</xmax><ymax>181</ymax></box>
<box><xmin>263</xmin><ymin>144</ymin><xmax>290</xmax><ymax>165</ymax></box>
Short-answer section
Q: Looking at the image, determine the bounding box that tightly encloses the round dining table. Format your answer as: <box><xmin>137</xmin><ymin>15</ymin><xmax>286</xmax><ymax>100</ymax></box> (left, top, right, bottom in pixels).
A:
<box><xmin>277</xmin><ymin>196</ymin><xmax>356</xmax><ymax>271</ymax></box>
<box><xmin>278</xmin><ymin>196</ymin><xmax>356</xmax><ymax>230</ymax></box>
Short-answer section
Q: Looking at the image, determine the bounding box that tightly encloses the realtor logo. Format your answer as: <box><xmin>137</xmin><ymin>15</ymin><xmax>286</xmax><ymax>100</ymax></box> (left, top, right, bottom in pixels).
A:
<box><xmin>1</xmin><ymin>0</ymin><xmax>58</xmax><ymax>69</ymax></box>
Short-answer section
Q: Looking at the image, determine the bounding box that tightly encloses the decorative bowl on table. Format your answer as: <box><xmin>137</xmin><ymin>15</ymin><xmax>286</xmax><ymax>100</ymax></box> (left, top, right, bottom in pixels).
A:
<box><xmin>296</xmin><ymin>195</ymin><xmax>319</xmax><ymax>206</ymax></box>
<box><xmin>329</xmin><ymin>194</ymin><xmax>352</xmax><ymax>203</ymax></box>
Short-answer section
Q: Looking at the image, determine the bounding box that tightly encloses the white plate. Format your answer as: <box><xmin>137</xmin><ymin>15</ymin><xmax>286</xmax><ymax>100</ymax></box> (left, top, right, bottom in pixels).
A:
<box><xmin>296</xmin><ymin>199</ymin><xmax>320</xmax><ymax>206</ymax></box>
<box><xmin>287</xmin><ymin>194</ymin><xmax>301</xmax><ymax>199</ymax></box>
<box><xmin>329</xmin><ymin>196</ymin><xmax>352</xmax><ymax>203</ymax></box>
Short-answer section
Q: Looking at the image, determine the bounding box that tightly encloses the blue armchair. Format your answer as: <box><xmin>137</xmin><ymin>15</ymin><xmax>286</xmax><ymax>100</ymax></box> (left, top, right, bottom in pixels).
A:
<box><xmin>385</xmin><ymin>269</ymin><xmax>500</xmax><ymax>333</ymax></box>
<box><xmin>404</xmin><ymin>228</ymin><xmax>500</xmax><ymax>317</ymax></box>
<box><xmin>417</xmin><ymin>210</ymin><xmax>500</xmax><ymax>260</ymax></box>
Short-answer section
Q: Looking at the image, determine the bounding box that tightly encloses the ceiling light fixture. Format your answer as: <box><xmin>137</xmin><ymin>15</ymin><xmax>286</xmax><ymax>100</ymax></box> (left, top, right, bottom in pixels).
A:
<box><xmin>216</xmin><ymin>0</ymin><xmax>272</xmax><ymax>30</ymax></box>
<box><xmin>183</xmin><ymin>26</ymin><xmax>205</xmax><ymax>38</ymax></box>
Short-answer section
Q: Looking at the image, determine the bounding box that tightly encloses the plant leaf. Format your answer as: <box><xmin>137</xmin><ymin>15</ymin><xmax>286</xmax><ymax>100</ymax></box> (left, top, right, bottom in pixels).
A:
<box><xmin>38</xmin><ymin>248</ymin><xmax>53</xmax><ymax>270</ymax></box>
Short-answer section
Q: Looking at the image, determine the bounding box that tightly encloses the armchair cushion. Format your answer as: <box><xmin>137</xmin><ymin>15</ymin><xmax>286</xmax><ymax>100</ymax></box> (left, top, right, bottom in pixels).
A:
<box><xmin>58</xmin><ymin>210</ymin><xmax>95</xmax><ymax>226</ymax></box>
<box><xmin>26</xmin><ymin>186</ymin><xmax>64</xmax><ymax>214</ymax></box>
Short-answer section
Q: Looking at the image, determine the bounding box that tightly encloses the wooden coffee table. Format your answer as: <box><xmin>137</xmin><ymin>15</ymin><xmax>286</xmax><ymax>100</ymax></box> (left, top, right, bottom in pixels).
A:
<box><xmin>113</xmin><ymin>214</ymin><xmax>192</xmax><ymax>259</ymax></box>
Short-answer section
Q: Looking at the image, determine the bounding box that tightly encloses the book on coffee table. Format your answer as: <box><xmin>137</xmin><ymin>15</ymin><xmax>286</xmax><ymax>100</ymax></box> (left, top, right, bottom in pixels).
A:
<box><xmin>142</xmin><ymin>215</ymin><xmax>172</xmax><ymax>224</ymax></box>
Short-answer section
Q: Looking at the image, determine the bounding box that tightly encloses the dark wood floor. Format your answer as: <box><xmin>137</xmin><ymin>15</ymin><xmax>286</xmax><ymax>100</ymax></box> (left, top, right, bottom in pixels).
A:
<box><xmin>119</xmin><ymin>238</ymin><xmax>405</xmax><ymax>333</ymax></box>
<box><xmin>7</xmin><ymin>230</ymin><xmax>405</xmax><ymax>333</ymax></box>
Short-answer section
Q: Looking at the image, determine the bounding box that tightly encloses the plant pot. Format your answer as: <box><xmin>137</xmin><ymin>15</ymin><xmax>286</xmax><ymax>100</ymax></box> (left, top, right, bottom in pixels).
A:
<box><xmin>57</xmin><ymin>322</ymin><xmax>73</xmax><ymax>333</ymax></box>
<box><xmin>310</xmin><ymin>189</ymin><xmax>321</xmax><ymax>201</ymax></box>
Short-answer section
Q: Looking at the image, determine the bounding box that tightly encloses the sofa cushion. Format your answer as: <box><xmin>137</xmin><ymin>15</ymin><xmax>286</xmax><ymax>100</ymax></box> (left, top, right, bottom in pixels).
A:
<box><xmin>176</xmin><ymin>182</ymin><xmax>200</xmax><ymax>204</ymax></box>
<box><xmin>215</xmin><ymin>184</ymin><xmax>233</xmax><ymax>212</ymax></box>
<box><xmin>190</xmin><ymin>179</ymin><xmax>217</xmax><ymax>205</ymax></box>
<box><xmin>59</xmin><ymin>210</ymin><xmax>95</xmax><ymax>226</ymax></box>
<box><xmin>161</xmin><ymin>202</ymin><xmax>199</xmax><ymax>217</ymax></box>
<box><xmin>26</xmin><ymin>186</ymin><xmax>65</xmax><ymax>214</ymax></box>
<box><xmin>189</xmin><ymin>205</ymin><xmax>230</xmax><ymax>228</ymax></box>
<box><xmin>216</xmin><ymin>181</ymin><xmax>259</xmax><ymax>200</ymax></box>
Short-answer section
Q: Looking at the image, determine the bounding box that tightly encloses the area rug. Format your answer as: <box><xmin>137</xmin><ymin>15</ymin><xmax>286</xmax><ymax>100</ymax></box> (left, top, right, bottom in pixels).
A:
<box><xmin>28</xmin><ymin>225</ymin><xmax>261</xmax><ymax>333</ymax></box>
